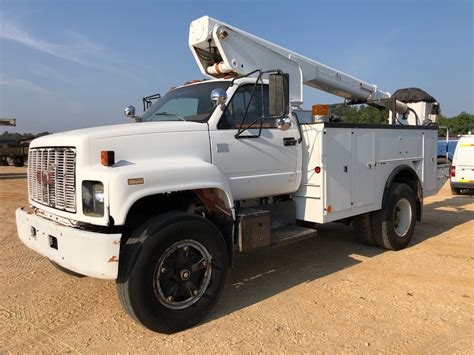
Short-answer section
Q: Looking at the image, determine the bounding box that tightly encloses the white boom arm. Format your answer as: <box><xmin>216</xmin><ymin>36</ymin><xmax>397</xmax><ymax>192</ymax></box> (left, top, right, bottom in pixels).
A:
<box><xmin>189</xmin><ymin>16</ymin><xmax>390</xmax><ymax>106</ymax></box>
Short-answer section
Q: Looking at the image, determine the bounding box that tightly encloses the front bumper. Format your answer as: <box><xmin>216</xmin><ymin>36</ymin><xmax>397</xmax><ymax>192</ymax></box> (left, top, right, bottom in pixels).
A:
<box><xmin>16</xmin><ymin>208</ymin><xmax>121</xmax><ymax>279</ymax></box>
<box><xmin>450</xmin><ymin>181</ymin><xmax>474</xmax><ymax>189</ymax></box>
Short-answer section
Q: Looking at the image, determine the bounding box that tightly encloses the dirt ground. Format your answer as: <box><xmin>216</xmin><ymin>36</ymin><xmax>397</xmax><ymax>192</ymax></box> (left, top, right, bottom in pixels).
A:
<box><xmin>1</xmin><ymin>166</ymin><xmax>473</xmax><ymax>353</ymax></box>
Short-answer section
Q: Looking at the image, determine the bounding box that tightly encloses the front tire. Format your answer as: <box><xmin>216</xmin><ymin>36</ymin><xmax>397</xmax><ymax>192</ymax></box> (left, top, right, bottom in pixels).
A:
<box><xmin>372</xmin><ymin>183</ymin><xmax>416</xmax><ymax>250</ymax></box>
<box><xmin>117</xmin><ymin>212</ymin><xmax>228</xmax><ymax>333</ymax></box>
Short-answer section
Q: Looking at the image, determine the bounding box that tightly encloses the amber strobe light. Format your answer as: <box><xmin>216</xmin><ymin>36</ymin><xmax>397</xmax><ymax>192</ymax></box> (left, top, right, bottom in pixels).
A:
<box><xmin>312</xmin><ymin>104</ymin><xmax>329</xmax><ymax>117</ymax></box>
<box><xmin>101</xmin><ymin>151</ymin><xmax>115</xmax><ymax>166</ymax></box>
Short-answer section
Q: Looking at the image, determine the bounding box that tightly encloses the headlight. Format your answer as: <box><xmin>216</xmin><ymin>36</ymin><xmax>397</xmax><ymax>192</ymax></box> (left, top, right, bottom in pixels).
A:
<box><xmin>82</xmin><ymin>181</ymin><xmax>104</xmax><ymax>216</ymax></box>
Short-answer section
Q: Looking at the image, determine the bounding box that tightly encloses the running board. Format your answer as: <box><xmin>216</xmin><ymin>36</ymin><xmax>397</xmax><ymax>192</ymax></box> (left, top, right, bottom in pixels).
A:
<box><xmin>271</xmin><ymin>225</ymin><xmax>317</xmax><ymax>246</ymax></box>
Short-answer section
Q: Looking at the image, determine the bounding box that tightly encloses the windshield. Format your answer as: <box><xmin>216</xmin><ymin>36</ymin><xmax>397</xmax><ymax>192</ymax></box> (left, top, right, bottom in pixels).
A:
<box><xmin>141</xmin><ymin>81</ymin><xmax>230</xmax><ymax>122</ymax></box>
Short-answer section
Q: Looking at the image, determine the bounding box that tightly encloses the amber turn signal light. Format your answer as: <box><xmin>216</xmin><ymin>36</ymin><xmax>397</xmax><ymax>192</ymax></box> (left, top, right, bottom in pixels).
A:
<box><xmin>101</xmin><ymin>151</ymin><xmax>115</xmax><ymax>166</ymax></box>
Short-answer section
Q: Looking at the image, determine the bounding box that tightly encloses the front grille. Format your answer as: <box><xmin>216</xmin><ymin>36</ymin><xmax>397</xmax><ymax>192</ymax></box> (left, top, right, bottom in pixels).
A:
<box><xmin>28</xmin><ymin>147</ymin><xmax>77</xmax><ymax>212</ymax></box>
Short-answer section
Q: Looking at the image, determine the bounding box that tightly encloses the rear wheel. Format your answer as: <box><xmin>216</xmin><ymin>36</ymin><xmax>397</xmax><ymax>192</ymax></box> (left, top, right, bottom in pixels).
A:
<box><xmin>437</xmin><ymin>157</ymin><xmax>448</xmax><ymax>165</ymax></box>
<box><xmin>117</xmin><ymin>212</ymin><xmax>228</xmax><ymax>333</ymax></box>
<box><xmin>451</xmin><ymin>186</ymin><xmax>460</xmax><ymax>195</ymax></box>
<box><xmin>372</xmin><ymin>183</ymin><xmax>416</xmax><ymax>250</ymax></box>
<box><xmin>352</xmin><ymin>213</ymin><xmax>378</xmax><ymax>246</ymax></box>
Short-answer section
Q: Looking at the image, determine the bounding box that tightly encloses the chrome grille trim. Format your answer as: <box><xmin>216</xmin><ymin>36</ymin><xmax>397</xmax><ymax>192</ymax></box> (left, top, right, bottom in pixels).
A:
<box><xmin>28</xmin><ymin>147</ymin><xmax>77</xmax><ymax>212</ymax></box>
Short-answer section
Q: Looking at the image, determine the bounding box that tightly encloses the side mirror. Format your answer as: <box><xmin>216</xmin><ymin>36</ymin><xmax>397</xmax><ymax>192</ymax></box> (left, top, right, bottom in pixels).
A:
<box><xmin>211</xmin><ymin>88</ymin><xmax>227</xmax><ymax>110</ymax></box>
<box><xmin>269</xmin><ymin>72</ymin><xmax>289</xmax><ymax>117</ymax></box>
<box><xmin>124</xmin><ymin>105</ymin><xmax>136</xmax><ymax>117</ymax></box>
<box><xmin>277</xmin><ymin>117</ymin><xmax>291</xmax><ymax>131</ymax></box>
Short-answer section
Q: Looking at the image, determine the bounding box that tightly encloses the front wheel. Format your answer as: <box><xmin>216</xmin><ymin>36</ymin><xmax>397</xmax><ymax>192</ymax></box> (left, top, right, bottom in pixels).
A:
<box><xmin>117</xmin><ymin>212</ymin><xmax>228</xmax><ymax>333</ymax></box>
<box><xmin>372</xmin><ymin>183</ymin><xmax>416</xmax><ymax>250</ymax></box>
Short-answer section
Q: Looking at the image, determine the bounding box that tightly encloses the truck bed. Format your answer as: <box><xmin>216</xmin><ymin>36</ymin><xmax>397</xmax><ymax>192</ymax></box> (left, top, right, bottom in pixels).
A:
<box><xmin>293</xmin><ymin>122</ymin><xmax>440</xmax><ymax>223</ymax></box>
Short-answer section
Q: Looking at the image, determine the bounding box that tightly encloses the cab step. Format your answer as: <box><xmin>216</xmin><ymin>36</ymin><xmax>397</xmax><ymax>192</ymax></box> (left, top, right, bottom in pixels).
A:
<box><xmin>235</xmin><ymin>202</ymin><xmax>316</xmax><ymax>251</ymax></box>
<box><xmin>271</xmin><ymin>225</ymin><xmax>317</xmax><ymax>246</ymax></box>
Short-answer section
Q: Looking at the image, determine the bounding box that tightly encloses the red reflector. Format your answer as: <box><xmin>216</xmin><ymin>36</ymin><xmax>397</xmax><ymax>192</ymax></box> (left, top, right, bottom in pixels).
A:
<box><xmin>451</xmin><ymin>166</ymin><xmax>456</xmax><ymax>177</ymax></box>
<box><xmin>315</xmin><ymin>166</ymin><xmax>321</xmax><ymax>174</ymax></box>
<box><xmin>101</xmin><ymin>151</ymin><xmax>115</xmax><ymax>166</ymax></box>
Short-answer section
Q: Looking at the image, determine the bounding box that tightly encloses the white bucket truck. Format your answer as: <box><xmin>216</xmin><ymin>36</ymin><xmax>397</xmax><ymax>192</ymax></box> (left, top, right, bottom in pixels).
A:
<box><xmin>16</xmin><ymin>16</ymin><xmax>447</xmax><ymax>332</ymax></box>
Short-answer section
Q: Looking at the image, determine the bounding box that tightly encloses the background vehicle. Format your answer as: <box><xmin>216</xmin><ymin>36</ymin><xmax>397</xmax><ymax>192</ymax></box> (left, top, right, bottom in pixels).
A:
<box><xmin>16</xmin><ymin>16</ymin><xmax>448</xmax><ymax>333</ymax></box>
<box><xmin>0</xmin><ymin>118</ymin><xmax>27</xmax><ymax>166</ymax></box>
<box><xmin>437</xmin><ymin>137</ymin><xmax>458</xmax><ymax>164</ymax></box>
<box><xmin>450</xmin><ymin>135</ymin><xmax>474</xmax><ymax>195</ymax></box>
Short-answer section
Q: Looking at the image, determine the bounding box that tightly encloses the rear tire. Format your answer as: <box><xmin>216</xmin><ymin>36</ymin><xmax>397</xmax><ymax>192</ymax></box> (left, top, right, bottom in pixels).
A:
<box><xmin>451</xmin><ymin>186</ymin><xmax>460</xmax><ymax>195</ymax></box>
<box><xmin>372</xmin><ymin>183</ymin><xmax>416</xmax><ymax>250</ymax></box>
<box><xmin>352</xmin><ymin>213</ymin><xmax>378</xmax><ymax>246</ymax></box>
<box><xmin>117</xmin><ymin>212</ymin><xmax>228</xmax><ymax>333</ymax></box>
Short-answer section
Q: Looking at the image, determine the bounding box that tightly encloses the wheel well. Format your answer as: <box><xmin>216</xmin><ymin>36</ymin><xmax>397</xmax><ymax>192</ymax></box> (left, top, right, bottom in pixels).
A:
<box><xmin>384</xmin><ymin>166</ymin><xmax>422</xmax><ymax>221</ymax></box>
<box><xmin>122</xmin><ymin>189</ymin><xmax>235</xmax><ymax>265</ymax></box>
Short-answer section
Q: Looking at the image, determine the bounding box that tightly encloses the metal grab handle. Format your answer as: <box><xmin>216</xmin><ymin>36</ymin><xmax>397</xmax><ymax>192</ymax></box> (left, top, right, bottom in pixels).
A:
<box><xmin>283</xmin><ymin>137</ymin><xmax>297</xmax><ymax>146</ymax></box>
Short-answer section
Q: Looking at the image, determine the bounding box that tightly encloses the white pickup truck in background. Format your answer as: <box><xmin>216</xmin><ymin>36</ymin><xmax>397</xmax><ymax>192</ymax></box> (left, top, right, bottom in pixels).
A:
<box><xmin>16</xmin><ymin>16</ymin><xmax>448</xmax><ymax>333</ymax></box>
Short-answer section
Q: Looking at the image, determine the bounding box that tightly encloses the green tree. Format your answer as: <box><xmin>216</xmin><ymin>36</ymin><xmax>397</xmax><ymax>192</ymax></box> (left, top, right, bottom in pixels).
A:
<box><xmin>332</xmin><ymin>105</ymin><xmax>388</xmax><ymax>124</ymax></box>
<box><xmin>438</xmin><ymin>112</ymin><xmax>474</xmax><ymax>136</ymax></box>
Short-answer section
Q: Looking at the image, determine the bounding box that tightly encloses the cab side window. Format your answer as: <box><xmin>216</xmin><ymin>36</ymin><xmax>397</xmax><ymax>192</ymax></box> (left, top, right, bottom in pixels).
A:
<box><xmin>218</xmin><ymin>85</ymin><xmax>275</xmax><ymax>129</ymax></box>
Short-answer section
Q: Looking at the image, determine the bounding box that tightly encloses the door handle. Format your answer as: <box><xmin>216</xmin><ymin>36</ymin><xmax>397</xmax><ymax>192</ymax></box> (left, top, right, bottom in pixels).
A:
<box><xmin>283</xmin><ymin>137</ymin><xmax>297</xmax><ymax>146</ymax></box>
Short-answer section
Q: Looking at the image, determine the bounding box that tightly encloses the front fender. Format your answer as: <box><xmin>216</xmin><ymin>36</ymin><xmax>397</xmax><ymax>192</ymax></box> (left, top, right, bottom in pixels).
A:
<box><xmin>108</xmin><ymin>158</ymin><xmax>234</xmax><ymax>225</ymax></box>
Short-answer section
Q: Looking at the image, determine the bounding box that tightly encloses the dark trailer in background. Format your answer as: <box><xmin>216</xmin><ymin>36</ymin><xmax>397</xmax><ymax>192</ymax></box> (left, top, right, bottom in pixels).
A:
<box><xmin>0</xmin><ymin>119</ymin><xmax>32</xmax><ymax>167</ymax></box>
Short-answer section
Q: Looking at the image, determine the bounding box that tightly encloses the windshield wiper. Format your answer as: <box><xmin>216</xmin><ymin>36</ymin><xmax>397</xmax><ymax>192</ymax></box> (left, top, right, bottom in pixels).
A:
<box><xmin>154</xmin><ymin>112</ymin><xmax>185</xmax><ymax>121</ymax></box>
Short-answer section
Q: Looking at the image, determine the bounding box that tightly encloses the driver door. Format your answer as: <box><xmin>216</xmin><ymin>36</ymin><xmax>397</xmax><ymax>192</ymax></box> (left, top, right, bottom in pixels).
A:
<box><xmin>210</xmin><ymin>84</ymin><xmax>299</xmax><ymax>201</ymax></box>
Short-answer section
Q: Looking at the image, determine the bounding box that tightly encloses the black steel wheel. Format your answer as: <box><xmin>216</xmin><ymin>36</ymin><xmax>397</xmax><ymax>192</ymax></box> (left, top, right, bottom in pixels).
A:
<box><xmin>117</xmin><ymin>212</ymin><xmax>228</xmax><ymax>333</ymax></box>
<box><xmin>153</xmin><ymin>239</ymin><xmax>213</xmax><ymax>310</ymax></box>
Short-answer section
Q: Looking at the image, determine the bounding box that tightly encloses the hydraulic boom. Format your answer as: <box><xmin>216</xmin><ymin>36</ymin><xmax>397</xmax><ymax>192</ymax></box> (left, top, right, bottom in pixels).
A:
<box><xmin>189</xmin><ymin>16</ymin><xmax>390</xmax><ymax>106</ymax></box>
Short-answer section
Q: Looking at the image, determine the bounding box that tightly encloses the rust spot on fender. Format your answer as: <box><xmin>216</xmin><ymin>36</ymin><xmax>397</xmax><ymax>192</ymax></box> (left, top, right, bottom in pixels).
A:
<box><xmin>194</xmin><ymin>188</ymin><xmax>232</xmax><ymax>217</ymax></box>
<box><xmin>108</xmin><ymin>255</ymin><xmax>118</xmax><ymax>263</ymax></box>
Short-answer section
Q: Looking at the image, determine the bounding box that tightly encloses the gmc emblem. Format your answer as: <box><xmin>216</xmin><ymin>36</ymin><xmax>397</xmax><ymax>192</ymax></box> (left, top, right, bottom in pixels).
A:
<box><xmin>36</xmin><ymin>164</ymin><xmax>57</xmax><ymax>186</ymax></box>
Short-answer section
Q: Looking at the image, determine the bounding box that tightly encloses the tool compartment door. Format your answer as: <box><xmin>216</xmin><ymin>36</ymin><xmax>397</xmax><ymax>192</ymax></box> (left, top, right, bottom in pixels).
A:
<box><xmin>351</xmin><ymin>129</ymin><xmax>376</xmax><ymax>208</ymax></box>
<box><xmin>324</xmin><ymin>128</ymin><xmax>352</xmax><ymax>213</ymax></box>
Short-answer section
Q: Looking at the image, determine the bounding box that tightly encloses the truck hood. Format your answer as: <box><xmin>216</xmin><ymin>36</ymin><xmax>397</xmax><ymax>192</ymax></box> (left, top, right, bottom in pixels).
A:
<box><xmin>29</xmin><ymin>120</ymin><xmax>212</xmax><ymax>169</ymax></box>
<box><xmin>30</xmin><ymin>121</ymin><xmax>208</xmax><ymax>148</ymax></box>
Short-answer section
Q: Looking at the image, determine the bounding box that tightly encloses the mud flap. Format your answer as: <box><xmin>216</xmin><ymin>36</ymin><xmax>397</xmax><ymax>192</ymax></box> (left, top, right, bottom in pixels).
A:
<box><xmin>436</xmin><ymin>163</ymin><xmax>451</xmax><ymax>194</ymax></box>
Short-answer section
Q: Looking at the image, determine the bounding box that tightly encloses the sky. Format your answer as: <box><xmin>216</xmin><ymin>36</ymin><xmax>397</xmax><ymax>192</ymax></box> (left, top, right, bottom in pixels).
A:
<box><xmin>0</xmin><ymin>0</ymin><xmax>473</xmax><ymax>133</ymax></box>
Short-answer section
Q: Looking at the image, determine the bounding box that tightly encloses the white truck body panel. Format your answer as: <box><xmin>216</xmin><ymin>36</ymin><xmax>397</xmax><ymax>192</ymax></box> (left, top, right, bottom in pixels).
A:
<box><xmin>294</xmin><ymin>124</ymin><xmax>439</xmax><ymax>223</ymax></box>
